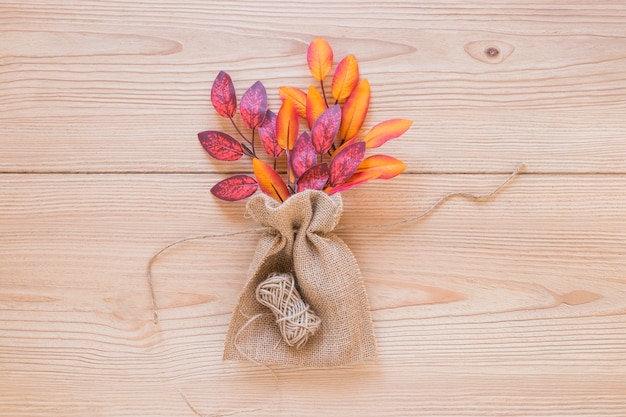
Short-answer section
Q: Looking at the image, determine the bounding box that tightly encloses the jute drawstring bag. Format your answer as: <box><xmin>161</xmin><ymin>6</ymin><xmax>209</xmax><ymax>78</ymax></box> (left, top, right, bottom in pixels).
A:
<box><xmin>223</xmin><ymin>189</ymin><xmax>377</xmax><ymax>367</ymax></box>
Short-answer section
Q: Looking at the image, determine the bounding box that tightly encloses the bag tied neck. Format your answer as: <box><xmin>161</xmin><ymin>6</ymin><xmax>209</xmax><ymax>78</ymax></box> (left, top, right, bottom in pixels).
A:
<box><xmin>223</xmin><ymin>190</ymin><xmax>377</xmax><ymax>367</ymax></box>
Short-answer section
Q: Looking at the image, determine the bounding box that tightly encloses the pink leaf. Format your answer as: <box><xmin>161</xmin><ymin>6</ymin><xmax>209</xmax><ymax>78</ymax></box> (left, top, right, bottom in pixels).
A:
<box><xmin>297</xmin><ymin>163</ymin><xmax>329</xmax><ymax>192</ymax></box>
<box><xmin>211</xmin><ymin>71</ymin><xmax>237</xmax><ymax>118</ymax></box>
<box><xmin>258</xmin><ymin>109</ymin><xmax>283</xmax><ymax>158</ymax></box>
<box><xmin>240</xmin><ymin>81</ymin><xmax>267</xmax><ymax>129</ymax></box>
<box><xmin>198</xmin><ymin>130</ymin><xmax>244</xmax><ymax>161</ymax></box>
<box><xmin>328</xmin><ymin>141</ymin><xmax>366</xmax><ymax>186</ymax></box>
<box><xmin>291</xmin><ymin>132</ymin><xmax>317</xmax><ymax>178</ymax></box>
<box><xmin>311</xmin><ymin>104</ymin><xmax>341</xmax><ymax>155</ymax></box>
<box><xmin>325</xmin><ymin>170</ymin><xmax>378</xmax><ymax>195</ymax></box>
<box><xmin>211</xmin><ymin>175</ymin><xmax>258</xmax><ymax>201</ymax></box>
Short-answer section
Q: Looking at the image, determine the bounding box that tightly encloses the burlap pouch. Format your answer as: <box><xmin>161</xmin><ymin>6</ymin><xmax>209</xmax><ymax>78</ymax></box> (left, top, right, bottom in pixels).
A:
<box><xmin>223</xmin><ymin>190</ymin><xmax>376</xmax><ymax>367</ymax></box>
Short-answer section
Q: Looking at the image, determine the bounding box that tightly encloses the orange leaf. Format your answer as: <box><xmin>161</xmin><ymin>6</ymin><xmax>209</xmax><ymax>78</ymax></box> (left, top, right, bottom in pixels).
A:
<box><xmin>276</xmin><ymin>98</ymin><xmax>299</xmax><ymax>151</ymax></box>
<box><xmin>307</xmin><ymin>38</ymin><xmax>333</xmax><ymax>81</ymax></box>
<box><xmin>279</xmin><ymin>86</ymin><xmax>307</xmax><ymax>118</ymax></box>
<box><xmin>252</xmin><ymin>158</ymin><xmax>290</xmax><ymax>203</ymax></box>
<box><xmin>331</xmin><ymin>54</ymin><xmax>359</xmax><ymax>102</ymax></box>
<box><xmin>362</xmin><ymin>119</ymin><xmax>413</xmax><ymax>148</ymax></box>
<box><xmin>356</xmin><ymin>154</ymin><xmax>406</xmax><ymax>179</ymax></box>
<box><xmin>340</xmin><ymin>78</ymin><xmax>370</xmax><ymax>141</ymax></box>
<box><xmin>325</xmin><ymin>170</ymin><xmax>379</xmax><ymax>195</ymax></box>
<box><xmin>306</xmin><ymin>85</ymin><xmax>327</xmax><ymax>129</ymax></box>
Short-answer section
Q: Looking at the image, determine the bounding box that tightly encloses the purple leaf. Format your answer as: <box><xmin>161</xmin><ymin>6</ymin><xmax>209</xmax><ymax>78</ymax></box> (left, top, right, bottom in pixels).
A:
<box><xmin>210</xmin><ymin>71</ymin><xmax>237</xmax><ymax>118</ymax></box>
<box><xmin>198</xmin><ymin>130</ymin><xmax>244</xmax><ymax>161</ymax></box>
<box><xmin>258</xmin><ymin>109</ymin><xmax>283</xmax><ymax>158</ymax></box>
<box><xmin>290</xmin><ymin>132</ymin><xmax>317</xmax><ymax>178</ymax></box>
<box><xmin>297</xmin><ymin>163</ymin><xmax>329</xmax><ymax>192</ymax></box>
<box><xmin>211</xmin><ymin>175</ymin><xmax>258</xmax><ymax>201</ymax></box>
<box><xmin>328</xmin><ymin>141</ymin><xmax>366</xmax><ymax>186</ymax></box>
<box><xmin>240</xmin><ymin>81</ymin><xmax>267</xmax><ymax>129</ymax></box>
<box><xmin>311</xmin><ymin>104</ymin><xmax>341</xmax><ymax>155</ymax></box>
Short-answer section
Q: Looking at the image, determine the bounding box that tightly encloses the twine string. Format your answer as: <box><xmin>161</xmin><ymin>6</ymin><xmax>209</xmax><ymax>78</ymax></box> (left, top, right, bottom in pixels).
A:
<box><xmin>338</xmin><ymin>163</ymin><xmax>525</xmax><ymax>232</ymax></box>
<box><xmin>146</xmin><ymin>228</ymin><xmax>269</xmax><ymax>325</ymax></box>
<box><xmin>255</xmin><ymin>272</ymin><xmax>322</xmax><ymax>349</ymax></box>
<box><xmin>154</xmin><ymin>164</ymin><xmax>525</xmax><ymax>415</ymax></box>
<box><xmin>146</xmin><ymin>164</ymin><xmax>524</xmax><ymax>325</ymax></box>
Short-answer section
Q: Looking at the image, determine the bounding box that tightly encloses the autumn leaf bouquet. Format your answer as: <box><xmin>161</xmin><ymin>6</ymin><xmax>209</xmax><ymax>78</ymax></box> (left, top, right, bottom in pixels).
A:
<box><xmin>198</xmin><ymin>38</ymin><xmax>411</xmax><ymax>367</ymax></box>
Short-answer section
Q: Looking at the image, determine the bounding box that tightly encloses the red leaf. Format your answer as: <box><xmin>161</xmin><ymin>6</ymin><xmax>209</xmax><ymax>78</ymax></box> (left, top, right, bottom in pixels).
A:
<box><xmin>240</xmin><ymin>81</ymin><xmax>267</xmax><ymax>129</ymax></box>
<box><xmin>198</xmin><ymin>130</ymin><xmax>244</xmax><ymax>161</ymax></box>
<box><xmin>253</xmin><ymin>158</ymin><xmax>291</xmax><ymax>203</ymax></box>
<box><xmin>276</xmin><ymin>98</ymin><xmax>299</xmax><ymax>151</ymax></box>
<box><xmin>291</xmin><ymin>132</ymin><xmax>317</xmax><ymax>178</ymax></box>
<box><xmin>340</xmin><ymin>78</ymin><xmax>370</xmax><ymax>141</ymax></box>
<box><xmin>307</xmin><ymin>38</ymin><xmax>333</xmax><ymax>81</ymax></box>
<box><xmin>356</xmin><ymin>154</ymin><xmax>406</xmax><ymax>179</ymax></box>
<box><xmin>325</xmin><ymin>170</ymin><xmax>378</xmax><ymax>195</ymax></box>
<box><xmin>362</xmin><ymin>119</ymin><xmax>413</xmax><ymax>148</ymax></box>
<box><xmin>211</xmin><ymin>71</ymin><xmax>236</xmax><ymax>118</ymax></box>
<box><xmin>279</xmin><ymin>86</ymin><xmax>307</xmax><ymax>118</ymax></box>
<box><xmin>331</xmin><ymin>54</ymin><xmax>359</xmax><ymax>102</ymax></box>
<box><xmin>258</xmin><ymin>109</ymin><xmax>283</xmax><ymax>158</ymax></box>
<box><xmin>297</xmin><ymin>163</ymin><xmax>329</xmax><ymax>192</ymax></box>
<box><xmin>211</xmin><ymin>175</ymin><xmax>258</xmax><ymax>201</ymax></box>
<box><xmin>306</xmin><ymin>85</ymin><xmax>327</xmax><ymax>129</ymax></box>
<box><xmin>311</xmin><ymin>104</ymin><xmax>341</xmax><ymax>155</ymax></box>
<box><xmin>328</xmin><ymin>141</ymin><xmax>366</xmax><ymax>186</ymax></box>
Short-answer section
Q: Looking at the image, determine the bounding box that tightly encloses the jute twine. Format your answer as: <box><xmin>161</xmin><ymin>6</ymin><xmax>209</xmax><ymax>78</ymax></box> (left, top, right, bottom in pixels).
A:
<box><xmin>145</xmin><ymin>163</ymin><xmax>524</xmax><ymax>414</ymax></box>
<box><xmin>255</xmin><ymin>272</ymin><xmax>321</xmax><ymax>349</ymax></box>
<box><xmin>146</xmin><ymin>163</ymin><xmax>524</xmax><ymax>328</ymax></box>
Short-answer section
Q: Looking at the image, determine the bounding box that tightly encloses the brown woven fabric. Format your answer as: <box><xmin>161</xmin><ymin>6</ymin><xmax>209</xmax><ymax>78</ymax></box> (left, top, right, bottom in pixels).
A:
<box><xmin>223</xmin><ymin>190</ymin><xmax>376</xmax><ymax>367</ymax></box>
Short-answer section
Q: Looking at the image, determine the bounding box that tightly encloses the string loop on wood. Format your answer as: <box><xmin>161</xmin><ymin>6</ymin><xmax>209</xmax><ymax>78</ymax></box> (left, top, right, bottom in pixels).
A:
<box><xmin>146</xmin><ymin>164</ymin><xmax>524</xmax><ymax>326</ymax></box>
<box><xmin>146</xmin><ymin>228</ymin><xmax>269</xmax><ymax>324</ymax></box>
<box><xmin>255</xmin><ymin>272</ymin><xmax>321</xmax><ymax>349</ymax></box>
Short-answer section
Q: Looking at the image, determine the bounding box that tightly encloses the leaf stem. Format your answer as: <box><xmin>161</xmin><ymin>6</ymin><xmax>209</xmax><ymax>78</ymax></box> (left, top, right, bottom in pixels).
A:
<box><xmin>229</xmin><ymin>117</ymin><xmax>252</xmax><ymax>145</ymax></box>
<box><xmin>286</xmin><ymin>150</ymin><xmax>292</xmax><ymax>190</ymax></box>
<box><xmin>251</xmin><ymin>129</ymin><xmax>255</xmax><ymax>155</ymax></box>
<box><xmin>320</xmin><ymin>80</ymin><xmax>328</xmax><ymax>107</ymax></box>
<box><xmin>241</xmin><ymin>142</ymin><xmax>255</xmax><ymax>158</ymax></box>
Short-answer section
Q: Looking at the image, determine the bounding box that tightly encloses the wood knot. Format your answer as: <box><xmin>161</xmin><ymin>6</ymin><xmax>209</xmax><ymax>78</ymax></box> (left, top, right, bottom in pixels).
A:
<box><xmin>484</xmin><ymin>46</ymin><xmax>500</xmax><ymax>58</ymax></box>
<box><xmin>256</xmin><ymin>272</ymin><xmax>321</xmax><ymax>349</ymax></box>
<box><xmin>464</xmin><ymin>40</ymin><xmax>515</xmax><ymax>64</ymax></box>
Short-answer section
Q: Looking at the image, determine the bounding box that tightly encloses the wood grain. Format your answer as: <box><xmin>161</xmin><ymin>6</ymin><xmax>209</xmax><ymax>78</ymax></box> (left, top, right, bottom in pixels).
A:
<box><xmin>1</xmin><ymin>1</ymin><xmax>626</xmax><ymax>416</ymax></box>
<box><xmin>1</xmin><ymin>174</ymin><xmax>625</xmax><ymax>416</ymax></box>
<box><xmin>2</xmin><ymin>1</ymin><xmax>626</xmax><ymax>173</ymax></box>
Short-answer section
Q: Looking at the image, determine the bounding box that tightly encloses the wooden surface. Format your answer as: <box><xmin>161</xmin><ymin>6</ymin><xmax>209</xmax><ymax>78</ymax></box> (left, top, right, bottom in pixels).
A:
<box><xmin>1</xmin><ymin>1</ymin><xmax>625</xmax><ymax>416</ymax></box>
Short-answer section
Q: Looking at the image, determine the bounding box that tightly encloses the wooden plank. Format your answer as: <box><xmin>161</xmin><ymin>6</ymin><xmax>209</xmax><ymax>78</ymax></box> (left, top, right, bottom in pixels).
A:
<box><xmin>1</xmin><ymin>173</ymin><xmax>625</xmax><ymax>416</ymax></box>
<box><xmin>1</xmin><ymin>1</ymin><xmax>626</xmax><ymax>173</ymax></box>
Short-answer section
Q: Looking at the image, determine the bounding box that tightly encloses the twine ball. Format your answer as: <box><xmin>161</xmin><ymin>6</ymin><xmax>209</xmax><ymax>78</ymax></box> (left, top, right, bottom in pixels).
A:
<box><xmin>255</xmin><ymin>272</ymin><xmax>321</xmax><ymax>349</ymax></box>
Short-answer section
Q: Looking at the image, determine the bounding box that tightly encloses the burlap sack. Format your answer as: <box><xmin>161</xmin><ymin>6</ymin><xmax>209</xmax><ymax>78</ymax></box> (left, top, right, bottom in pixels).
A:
<box><xmin>223</xmin><ymin>190</ymin><xmax>377</xmax><ymax>367</ymax></box>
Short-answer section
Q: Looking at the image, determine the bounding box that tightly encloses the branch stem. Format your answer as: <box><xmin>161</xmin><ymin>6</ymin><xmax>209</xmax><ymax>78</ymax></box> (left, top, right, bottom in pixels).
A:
<box><xmin>230</xmin><ymin>117</ymin><xmax>252</xmax><ymax>145</ymax></box>
<box><xmin>320</xmin><ymin>80</ymin><xmax>328</xmax><ymax>107</ymax></box>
